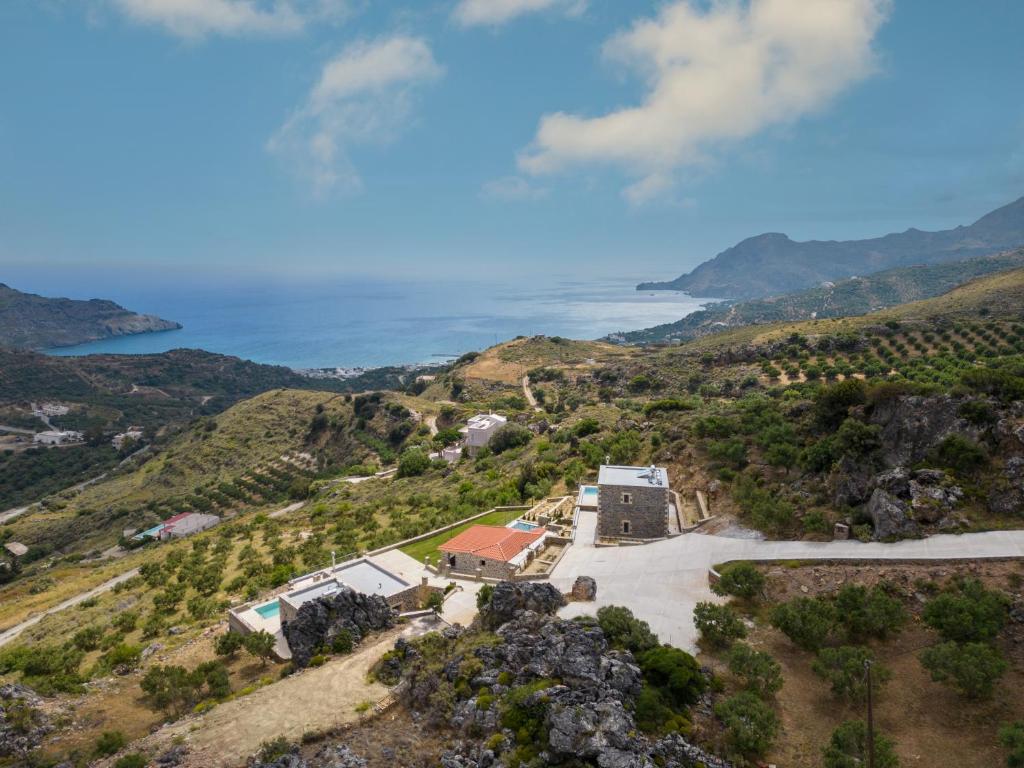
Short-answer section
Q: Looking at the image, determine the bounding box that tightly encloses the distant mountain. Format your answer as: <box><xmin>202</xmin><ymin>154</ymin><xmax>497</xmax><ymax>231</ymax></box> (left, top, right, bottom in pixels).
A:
<box><xmin>615</xmin><ymin>248</ymin><xmax>1024</xmax><ymax>344</ymax></box>
<box><xmin>0</xmin><ymin>283</ymin><xmax>181</xmax><ymax>350</ymax></box>
<box><xmin>639</xmin><ymin>195</ymin><xmax>1024</xmax><ymax>299</ymax></box>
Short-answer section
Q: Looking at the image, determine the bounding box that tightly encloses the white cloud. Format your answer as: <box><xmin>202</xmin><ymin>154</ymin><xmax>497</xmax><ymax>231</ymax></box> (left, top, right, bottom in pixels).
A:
<box><xmin>452</xmin><ymin>0</ymin><xmax>586</xmax><ymax>28</ymax></box>
<box><xmin>267</xmin><ymin>36</ymin><xmax>443</xmax><ymax>195</ymax></box>
<box><xmin>518</xmin><ymin>0</ymin><xmax>889</xmax><ymax>202</ymax></box>
<box><xmin>481</xmin><ymin>175</ymin><xmax>548</xmax><ymax>201</ymax></box>
<box><xmin>108</xmin><ymin>0</ymin><xmax>346</xmax><ymax>39</ymax></box>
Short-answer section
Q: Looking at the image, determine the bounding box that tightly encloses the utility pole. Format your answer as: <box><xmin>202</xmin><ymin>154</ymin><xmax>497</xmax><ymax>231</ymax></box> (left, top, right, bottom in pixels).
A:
<box><xmin>865</xmin><ymin>658</ymin><xmax>876</xmax><ymax>768</ymax></box>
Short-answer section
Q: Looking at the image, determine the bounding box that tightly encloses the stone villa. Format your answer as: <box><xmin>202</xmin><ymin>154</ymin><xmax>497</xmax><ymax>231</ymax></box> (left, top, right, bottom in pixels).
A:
<box><xmin>439</xmin><ymin>524</ymin><xmax>546</xmax><ymax>578</ymax></box>
<box><xmin>596</xmin><ymin>464</ymin><xmax>671</xmax><ymax>541</ymax></box>
<box><xmin>460</xmin><ymin>413</ymin><xmax>507</xmax><ymax>456</ymax></box>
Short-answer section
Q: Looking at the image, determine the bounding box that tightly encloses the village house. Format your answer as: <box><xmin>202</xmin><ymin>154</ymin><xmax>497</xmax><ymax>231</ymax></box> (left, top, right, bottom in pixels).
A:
<box><xmin>596</xmin><ymin>464</ymin><xmax>671</xmax><ymax>541</ymax></box>
<box><xmin>439</xmin><ymin>524</ymin><xmax>546</xmax><ymax>578</ymax></box>
<box><xmin>112</xmin><ymin>426</ymin><xmax>144</xmax><ymax>450</ymax></box>
<box><xmin>33</xmin><ymin>430</ymin><xmax>83</xmax><ymax>446</ymax></box>
<box><xmin>133</xmin><ymin>511</ymin><xmax>220</xmax><ymax>542</ymax></box>
<box><xmin>460</xmin><ymin>413</ymin><xmax>507</xmax><ymax>456</ymax></box>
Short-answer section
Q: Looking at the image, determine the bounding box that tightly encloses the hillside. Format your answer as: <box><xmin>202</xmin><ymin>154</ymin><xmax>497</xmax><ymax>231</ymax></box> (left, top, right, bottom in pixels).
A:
<box><xmin>617</xmin><ymin>248</ymin><xmax>1024</xmax><ymax>344</ymax></box>
<box><xmin>0</xmin><ymin>283</ymin><xmax>181</xmax><ymax>349</ymax></box>
<box><xmin>639</xmin><ymin>194</ymin><xmax>1024</xmax><ymax>299</ymax></box>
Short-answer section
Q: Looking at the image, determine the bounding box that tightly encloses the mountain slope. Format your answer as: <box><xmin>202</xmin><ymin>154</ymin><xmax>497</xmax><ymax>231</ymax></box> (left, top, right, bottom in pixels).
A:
<box><xmin>639</xmin><ymin>195</ymin><xmax>1024</xmax><ymax>299</ymax></box>
<box><xmin>617</xmin><ymin>248</ymin><xmax>1024</xmax><ymax>344</ymax></box>
<box><xmin>0</xmin><ymin>283</ymin><xmax>181</xmax><ymax>349</ymax></box>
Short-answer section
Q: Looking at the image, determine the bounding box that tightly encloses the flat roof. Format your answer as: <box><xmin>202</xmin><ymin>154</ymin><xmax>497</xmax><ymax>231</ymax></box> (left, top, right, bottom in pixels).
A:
<box><xmin>282</xmin><ymin>558</ymin><xmax>410</xmax><ymax>611</ymax></box>
<box><xmin>597</xmin><ymin>465</ymin><xmax>668</xmax><ymax>488</ymax></box>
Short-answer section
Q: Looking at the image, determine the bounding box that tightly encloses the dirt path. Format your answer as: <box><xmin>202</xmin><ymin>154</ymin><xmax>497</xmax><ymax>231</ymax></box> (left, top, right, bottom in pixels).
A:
<box><xmin>425</xmin><ymin>414</ymin><xmax>438</xmax><ymax>436</ymax></box>
<box><xmin>268</xmin><ymin>501</ymin><xmax>306</xmax><ymax>519</ymax></box>
<box><xmin>0</xmin><ymin>568</ymin><xmax>140</xmax><ymax>648</ymax></box>
<box><xmin>0</xmin><ymin>505</ymin><xmax>30</xmax><ymax>524</ymax></box>
<box><xmin>521</xmin><ymin>376</ymin><xmax>542</xmax><ymax>412</ymax></box>
<box><xmin>140</xmin><ymin>621</ymin><xmax>435</xmax><ymax>767</ymax></box>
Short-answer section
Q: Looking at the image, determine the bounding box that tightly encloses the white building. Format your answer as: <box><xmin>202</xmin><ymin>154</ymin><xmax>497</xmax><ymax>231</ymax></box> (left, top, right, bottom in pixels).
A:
<box><xmin>35</xmin><ymin>403</ymin><xmax>69</xmax><ymax>418</ymax></box>
<box><xmin>112</xmin><ymin>427</ymin><xmax>144</xmax><ymax>450</ymax></box>
<box><xmin>33</xmin><ymin>430</ymin><xmax>83</xmax><ymax>446</ymax></box>
<box><xmin>460</xmin><ymin>413</ymin><xmax>507</xmax><ymax>456</ymax></box>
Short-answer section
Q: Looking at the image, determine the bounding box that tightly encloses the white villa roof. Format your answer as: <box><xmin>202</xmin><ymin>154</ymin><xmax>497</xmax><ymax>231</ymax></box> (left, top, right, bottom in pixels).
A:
<box><xmin>597</xmin><ymin>464</ymin><xmax>668</xmax><ymax>488</ymax></box>
<box><xmin>463</xmin><ymin>413</ymin><xmax>507</xmax><ymax>431</ymax></box>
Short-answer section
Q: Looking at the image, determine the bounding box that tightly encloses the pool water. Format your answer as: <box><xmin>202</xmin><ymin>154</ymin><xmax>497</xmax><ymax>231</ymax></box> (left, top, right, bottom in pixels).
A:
<box><xmin>510</xmin><ymin>520</ymin><xmax>538</xmax><ymax>532</ymax></box>
<box><xmin>254</xmin><ymin>600</ymin><xmax>280</xmax><ymax>619</ymax></box>
<box><xmin>579</xmin><ymin>486</ymin><xmax>599</xmax><ymax>503</ymax></box>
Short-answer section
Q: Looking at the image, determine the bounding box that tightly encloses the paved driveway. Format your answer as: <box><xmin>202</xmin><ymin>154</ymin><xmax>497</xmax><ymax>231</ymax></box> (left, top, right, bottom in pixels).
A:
<box><xmin>550</xmin><ymin>510</ymin><xmax>1024</xmax><ymax>651</ymax></box>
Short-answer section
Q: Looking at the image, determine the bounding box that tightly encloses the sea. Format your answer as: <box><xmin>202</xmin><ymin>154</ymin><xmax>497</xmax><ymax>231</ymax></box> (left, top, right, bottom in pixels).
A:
<box><xmin>17</xmin><ymin>271</ymin><xmax>713</xmax><ymax>370</ymax></box>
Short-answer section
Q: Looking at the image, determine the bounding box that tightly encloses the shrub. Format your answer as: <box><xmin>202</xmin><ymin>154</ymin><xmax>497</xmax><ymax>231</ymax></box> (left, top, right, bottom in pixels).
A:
<box><xmin>814</xmin><ymin>379</ymin><xmax>866</xmax><ymax>431</ymax></box>
<box><xmin>257</xmin><ymin>736</ymin><xmax>293</xmax><ymax>763</ymax></box>
<box><xmin>999</xmin><ymin>721</ymin><xmax>1024</xmax><ymax>768</ymax></box>
<box><xmin>812</xmin><ymin>646</ymin><xmax>889</xmax><ymax>704</ymax></box>
<box><xmin>726</xmin><ymin>643</ymin><xmax>782</xmax><ymax>698</ymax></box>
<box><xmin>397</xmin><ymin>448</ymin><xmax>431</xmax><ymax>478</ymax></box>
<box><xmin>714</xmin><ymin>692</ymin><xmax>778</xmax><ymax>759</ymax></box>
<box><xmin>102</xmin><ymin>643</ymin><xmax>143</xmax><ymax>674</ymax></box>
<box><xmin>706</xmin><ymin>438</ymin><xmax>748</xmax><ymax>470</ymax></box>
<box><xmin>834</xmin><ymin>584</ymin><xmax>907</xmax><ymax>642</ymax></box>
<box><xmin>215</xmin><ymin>631</ymin><xmax>245</xmax><ymax>658</ymax></box>
<box><xmin>633</xmin><ymin>684</ymin><xmax>690</xmax><ymax>735</ymax></box>
<box><xmin>73</xmin><ymin>626</ymin><xmax>104</xmax><ymax>652</ymax></box>
<box><xmin>929</xmin><ymin>435</ymin><xmax>987</xmax><ymax>476</ymax></box>
<box><xmin>636</xmin><ymin>645</ymin><xmax>706</xmax><ymax>709</ymax></box>
<box><xmin>476</xmin><ymin>584</ymin><xmax>494</xmax><ymax>611</ymax></box>
<box><xmin>114</xmin><ymin>755</ymin><xmax>149</xmax><ymax>768</ymax></box>
<box><xmin>712</xmin><ymin>562</ymin><xmax>765</xmax><ymax>601</ymax></box>
<box><xmin>693</xmin><ymin>602</ymin><xmax>747</xmax><ymax>649</ymax></box>
<box><xmin>822</xmin><ymin>720</ymin><xmax>900</xmax><ymax>768</ymax></box>
<box><xmin>597</xmin><ymin>606</ymin><xmax>659</xmax><ymax>654</ymax></box>
<box><xmin>94</xmin><ymin>730</ymin><xmax>127</xmax><ymax>757</ymax></box>
<box><xmin>243</xmin><ymin>631</ymin><xmax>277</xmax><ymax>665</ymax></box>
<box><xmin>770</xmin><ymin>597</ymin><xmax>836</xmax><ymax>652</ymax></box>
<box><xmin>919</xmin><ymin>641</ymin><xmax>1008</xmax><ymax>699</ymax></box>
<box><xmin>489</xmin><ymin>424</ymin><xmax>533</xmax><ymax>454</ymax></box>
<box><xmin>922</xmin><ymin>579</ymin><xmax>1008</xmax><ymax>643</ymax></box>
<box><xmin>331</xmin><ymin>630</ymin><xmax>354</xmax><ymax>655</ymax></box>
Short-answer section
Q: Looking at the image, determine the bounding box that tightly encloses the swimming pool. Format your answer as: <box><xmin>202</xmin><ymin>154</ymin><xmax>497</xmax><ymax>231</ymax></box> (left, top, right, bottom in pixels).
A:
<box><xmin>254</xmin><ymin>600</ymin><xmax>280</xmax><ymax>620</ymax></box>
<box><xmin>578</xmin><ymin>485</ymin><xmax>599</xmax><ymax>507</ymax></box>
<box><xmin>509</xmin><ymin>520</ymin><xmax>538</xmax><ymax>532</ymax></box>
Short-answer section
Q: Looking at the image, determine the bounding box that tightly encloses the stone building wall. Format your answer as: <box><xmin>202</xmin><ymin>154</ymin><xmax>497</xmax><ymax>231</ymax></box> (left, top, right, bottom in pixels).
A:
<box><xmin>597</xmin><ymin>483</ymin><xmax>668</xmax><ymax>540</ymax></box>
<box><xmin>444</xmin><ymin>550</ymin><xmax>518</xmax><ymax>579</ymax></box>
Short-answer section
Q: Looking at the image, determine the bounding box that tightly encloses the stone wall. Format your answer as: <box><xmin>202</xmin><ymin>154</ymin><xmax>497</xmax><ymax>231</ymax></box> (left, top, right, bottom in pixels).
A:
<box><xmin>597</xmin><ymin>482</ymin><xmax>668</xmax><ymax>540</ymax></box>
<box><xmin>444</xmin><ymin>551</ymin><xmax>518</xmax><ymax>579</ymax></box>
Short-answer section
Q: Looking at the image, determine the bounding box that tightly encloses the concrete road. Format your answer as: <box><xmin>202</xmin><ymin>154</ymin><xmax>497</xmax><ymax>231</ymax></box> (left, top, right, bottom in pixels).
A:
<box><xmin>0</xmin><ymin>568</ymin><xmax>140</xmax><ymax>648</ymax></box>
<box><xmin>550</xmin><ymin>510</ymin><xmax>1024</xmax><ymax>652</ymax></box>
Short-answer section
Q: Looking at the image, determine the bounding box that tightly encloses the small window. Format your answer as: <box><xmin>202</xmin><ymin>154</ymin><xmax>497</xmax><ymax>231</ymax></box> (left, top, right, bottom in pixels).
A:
<box><xmin>622</xmin><ymin>521</ymin><xmax>631</xmax><ymax>534</ymax></box>
<box><xmin>622</xmin><ymin>492</ymin><xmax>633</xmax><ymax>504</ymax></box>
<box><xmin>480</xmin><ymin>560</ymin><xmax>487</xmax><ymax>567</ymax></box>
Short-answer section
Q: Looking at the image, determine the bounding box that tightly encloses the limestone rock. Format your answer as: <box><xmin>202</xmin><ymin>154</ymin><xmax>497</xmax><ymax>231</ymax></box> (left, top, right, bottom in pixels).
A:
<box><xmin>0</xmin><ymin>684</ymin><xmax>51</xmax><ymax>760</ymax></box>
<box><xmin>867</xmin><ymin>488</ymin><xmax>920</xmax><ymax>540</ymax></box>
<box><xmin>572</xmin><ymin>576</ymin><xmax>598</xmax><ymax>601</ymax></box>
<box><xmin>282</xmin><ymin>586</ymin><xmax>394</xmax><ymax>668</ymax></box>
<box><xmin>480</xmin><ymin>581</ymin><xmax>566</xmax><ymax>629</ymax></box>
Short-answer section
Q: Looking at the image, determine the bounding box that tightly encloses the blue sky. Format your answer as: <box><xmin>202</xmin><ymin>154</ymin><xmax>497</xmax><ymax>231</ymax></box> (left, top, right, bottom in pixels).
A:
<box><xmin>1</xmin><ymin>0</ymin><xmax>1022</xmax><ymax>284</ymax></box>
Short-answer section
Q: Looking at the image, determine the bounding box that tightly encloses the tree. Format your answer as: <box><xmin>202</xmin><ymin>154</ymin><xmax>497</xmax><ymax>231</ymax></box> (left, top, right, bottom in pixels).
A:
<box><xmin>243</xmin><ymin>631</ymin><xmax>276</xmax><ymax>666</ymax></box>
<box><xmin>476</xmin><ymin>583</ymin><xmax>494</xmax><ymax>611</ymax></box>
<box><xmin>814</xmin><ymin>379</ymin><xmax>866</xmax><ymax>431</ymax></box>
<box><xmin>999</xmin><ymin>721</ymin><xmax>1024</xmax><ymax>768</ymax></box>
<box><xmin>101</xmin><ymin>643</ymin><xmax>143</xmax><ymax>674</ymax></box>
<box><xmin>489</xmin><ymin>424</ymin><xmax>533</xmax><ymax>454</ymax></box>
<box><xmin>770</xmin><ymin>597</ymin><xmax>836</xmax><ymax>652</ymax></box>
<box><xmin>922</xmin><ymin>579</ymin><xmax>1008</xmax><ymax>643</ymax></box>
<box><xmin>919</xmin><ymin>641</ymin><xmax>1008</xmax><ymax>699</ymax></box>
<box><xmin>693</xmin><ymin>602</ymin><xmax>747</xmax><ymax>649</ymax></box>
<box><xmin>636</xmin><ymin>646</ymin><xmax>706</xmax><ymax>709</ymax></box>
<box><xmin>822</xmin><ymin>720</ymin><xmax>900</xmax><ymax>768</ymax></box>
<box><xmin>727</xmin><ymin>643</ymin><xmax>783</xmax><ymax>698</ymax></box>
<box><xmin>597</xmin><ymin>606</ymin><xmax>659</xmax><ymax>654</ymax></box>
<box><xmin>214</xmin><ymin>631</ymin><xmax>245</xmax><ymax>659</ymax></box>
<box><xmin>714</xmin><ymin>691</ymin><xmax>779</xmax><ymax>759</ymax></box>
<box><xmin>397</xmin><ymin>448</ymin><xmax>431</xmax><ymax>478</ymax></box>
<box><xmin>835</xmin><ymin>584</ymin><xmax>907</xmax><ymax>642</ymax></box>
<box><xmin>812</xmin><ymin>646</ymin><xmax>889</xmax><ymax>704</ymax></box>
<box><xmin>140</xmin><ymin>665</ymin><xmax>199</xmax><ymax>716</ymax></box>
<box><xmin>94</xmin><ymin>731</ymin><xmax>127</xmax><ymax>757</ymax></box>
<box><xmin>712</xmin><ymin>562</ymin><xmax>765</xmax><ymax>601</ymax></box>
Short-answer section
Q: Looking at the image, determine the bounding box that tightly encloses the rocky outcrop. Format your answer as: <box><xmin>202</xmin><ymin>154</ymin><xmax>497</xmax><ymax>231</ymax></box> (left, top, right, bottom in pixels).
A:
<box><xmin>479</xmin><ymin>581</ymin><xmax>565</xmax><ymax>630</ymax></box>
<box><xmin>864</xmin><ymin>469</ymin><xmax>964</xmax><ymax>540</ymax></box>
<box><xmin>0</xmin><ymin>684</ymin><xmax>51</xmax><ymax>759</ymax></box>
<box><xmin>989</xmin><ymin>456</ymin><xmax>1024</xmax><ymax>516</ymax></box>
<box><xmin>282</xmin><ymin>586</ymin><xmax>394</xmax><ymax>668</ymax></box>
<box><xmin>868</xmin><ymin>395</ymin><xmax>983</xmax><ymax>468</ymax></box>
<box><xmin>250</xmin><ymin>745</ymin><xmax>367</xmax><ymax>768</ymax></box>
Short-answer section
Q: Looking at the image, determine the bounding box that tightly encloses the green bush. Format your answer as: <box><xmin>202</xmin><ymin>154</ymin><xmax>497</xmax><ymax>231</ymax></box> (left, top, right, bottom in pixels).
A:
<box><xmin>812</xmin><ymin>646</ymin><xmax>889</xmax><ymax>704</ymax></box>
<box><xmin>215</xmin><ymin>631</ymin><xmax>245</xmax><ymax>658</ymax></box>
<box><xmin>243</xmin><ymin>631</ymin><xmax>277</xmax><ymax>665</ymax></box>
<box><xmin>489</xmin><ymin>424</ymin><xmax>533</xmax><ymax>454</ymax></box>
<box><xmin>636</xmin><ymin>645</ymin><xmax>706</xmax><ymax>709</ymax></box>
<box><xmin>919</xmin><ymin>641</ymin><xmax>1008</xmax><ymax>699</ymax></box>
<box><xmin>929</xmin><ymin>435</ymin><xmax>987</xmax><ymax>476</ymax></box>
<box><xmin>397</xmin><ymin>448</ymin><xmax>431</xmax><ymax>478</ymax></box>
<box><xmin>770</xmin><ymin>597</ymin><xmax>836</xmax><ymax>652</ymax></box>
<box><xmin>999</xmin><ymin>721</ymin><xmax>1024</xmax><ymax>768</ymax></box>
<box><xmin>726</xmin><ymin>643</ymin><xmax>783</xmax><ymax>698</ymax></box>
<box><xmin>94</xmin><ymin>730</ymin><xmax>127</xmax><ymax>757</ymax></box>
<box><xmin>714</xmin><ymin>691</ymin><xmax>778</xmax><ymax>759</ymax></box>
<box><xmin>822</xmin><ymin>720</ymin><xmax>900</xmax><ymax>768</ymax></box>
<box><xmin>101</xmin><ymin>643</ymin><xmax>143</xmax><ymax>674</ymax></box>
<box><xmin>835</xmin><ymin>584</ymin><xmax>907</xmax><ymax>641</ymax></box>
<box><xmin>597</xmin><ymin>606</ymin><xmax>659</xmax><ymax>653</ymax></box>
<box><xmin>331</xmin><ymin>630</ymin><xmax>354</xmax><ymax>655</ymax></box>
<box><xmin>922</xmin><ymin>579</ymin><xmax>1008</xmax><ymax>643</ymax></box>
<box><xmin>712</xmin><ymin>562</ymin><xmax>765</xmax><ymax>601</ymax></box>
<box><xmin>114</xmin><ymin>754</ymin><xmax>149</xmax><ymax>768</ymax></box>
<box><xmin>693</xmin><ymin>602</ymin><xmax>747</xmax><ymax>649</ymax></box>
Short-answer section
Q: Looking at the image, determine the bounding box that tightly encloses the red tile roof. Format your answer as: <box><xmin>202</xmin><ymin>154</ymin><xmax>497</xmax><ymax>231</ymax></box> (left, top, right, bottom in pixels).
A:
<box><xmin>440</xmin><ymin>524</ymin><xmax>544</xmax><ymax>562</ymax></box>
<box><xmin>160</xmin><ymin>512</ymin><xmax>193</xmax><ymax>529</ymax></box>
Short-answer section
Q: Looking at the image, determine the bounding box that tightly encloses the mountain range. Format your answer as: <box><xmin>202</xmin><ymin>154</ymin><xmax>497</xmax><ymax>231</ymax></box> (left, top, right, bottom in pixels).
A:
<box><xmin>639</xmin><ymin>195</ymin><xmax>1024</xmax><ymax>299</ymax></box>
<box><xmin>0</xmin><ymin>283</ymin><xmax>181</xmax><ymax>350</ymax></box>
